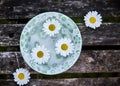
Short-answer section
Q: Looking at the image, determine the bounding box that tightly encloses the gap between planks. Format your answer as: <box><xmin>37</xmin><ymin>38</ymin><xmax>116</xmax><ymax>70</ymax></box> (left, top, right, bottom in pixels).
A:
<box><xmin>0</xmin><ymin>73</ymin><xmax>120</xmax><ymax>79</ymax></box>
<box><xmin>0</xmin><ymin>45</ymin><xmax>120</xmax><ymax>52</ymax></box>
<box><xmin>0</xmin><ymin>17</ymin><xmax>120</xmax><ymax>24</ymax></box>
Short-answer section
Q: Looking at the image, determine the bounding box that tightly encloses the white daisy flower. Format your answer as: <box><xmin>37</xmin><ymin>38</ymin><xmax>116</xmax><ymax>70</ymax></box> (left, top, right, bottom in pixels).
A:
<box><xmin>43</xmin><ymin>19</ymin><xmax>61</xmax><ymax>36</ymax></box>
<box><xmin>13</xmin><ymin>68</ymin><xmax>30</xmax><ymax>86</ymax></box>
<box><xmin>84</xmin><ymin>11</ymin><xmax>102</xmax><ymax>29</ymax></box>
<box><xmin>55</xmin><ymin>38</ymin><xmax>74</xmax><ymax>57</ymax></box>
<box><xmin>31</xmin><ymin>45</ymin><xmax>50</xmax><ymax>64</ymax></box>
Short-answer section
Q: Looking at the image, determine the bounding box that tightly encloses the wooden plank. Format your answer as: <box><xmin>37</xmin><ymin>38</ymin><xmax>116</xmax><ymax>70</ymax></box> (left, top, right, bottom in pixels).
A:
<box><xmin>0</xmin><ymin>78</ymin><xmax>120</xmax><ymax>86</ymax></box>
<box><xmin>1</xmin><ymin>73</ymin><xmax>119</xmax><ymax>79</ymax></box>
<box><xmin>0</xmin><ymin>24</ymin><xmax>23</xmax><ymax>46</ymax></box>
<box><xmin>79</xmin><ymin>23</ymin><xmax>120</xmax><ymax>45</ymax></box>
<box><xmin>0</xmin><ymin>50</ymin><xmax>120</xmax><ymax>74</ymax></box>
<box><xmin>0</xmin><ymin>0</ymin><xmax>120</xmax><ymax>19</ymax></box>
<box><xmin>0</xmin><ymin>23</ymin><xmax>120</xmax><ymax>46</ymax></box>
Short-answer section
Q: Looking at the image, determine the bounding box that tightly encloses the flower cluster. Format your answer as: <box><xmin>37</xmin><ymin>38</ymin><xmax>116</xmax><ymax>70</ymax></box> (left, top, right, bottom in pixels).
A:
<box><xmin>30</xmin><ymin>11</ymin><xmax>102</xmax><ymax>65</ymax></box>
<box><xmin>15</xmin><ymin>11</ymin><xmax>102</xmax><ymax>85</ymax></box>
<box><xmin>30</xmin><ymin>17</ymin><xmax>74</xmax><ymax>65</ymax></box>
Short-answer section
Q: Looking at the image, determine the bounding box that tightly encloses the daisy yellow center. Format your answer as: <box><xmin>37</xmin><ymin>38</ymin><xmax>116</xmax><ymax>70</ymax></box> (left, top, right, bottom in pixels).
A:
<box><xmin>89</xmin><ymin>17</ymin><xmax>96</xmax><ymax>23</ymax></box>
<box><xmin>18</xmin><ymin>73</ymin><xmax>25</xmax><ymax>80</ymax></box>
<box><xmin>37</xmin><ymin>51</ymin><xmax>44</xmax><ymax>58</ymax></box>
<box><xmin>61</xmin><ymin>44</ymin><xmax>68</xmax><ymax>51</ymax></box>
<box><xmin>49</xmin><ymin>24</ymin><xmax>56</xmax><ymax>31</ymax></box>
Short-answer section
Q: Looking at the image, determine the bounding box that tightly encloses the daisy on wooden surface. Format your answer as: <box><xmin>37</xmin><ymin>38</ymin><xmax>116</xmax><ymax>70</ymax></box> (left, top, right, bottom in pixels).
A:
<box><xmin>55</xmin><ymin>38</ymin><xmax>74</xmax><ymax>57</ymax></box>
<box><xmin>84</xmin><ymin>11</ymin><xmax>102</xmax><ymax>29</ymax></box>
<box><xmin>13</xmin><ymin>68</ymin><xmax>30</xmax><ymax>86</ymax></box>
<box><xmin>43</xmin><ymin>19</ymin><xmax>61</xmax><ymax>36</ymax></box>
<box><xmin>31</xmin><ymin>45</ymin><xmax>50</xmax><ymax>64</ymax></box>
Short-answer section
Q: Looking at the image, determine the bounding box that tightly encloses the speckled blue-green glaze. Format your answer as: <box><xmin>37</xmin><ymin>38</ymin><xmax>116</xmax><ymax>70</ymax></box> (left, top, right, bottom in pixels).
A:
<box><xmin>20</xmin><ymin>12</ymin><xmax>82</xmax><ymax>75</ymax></box>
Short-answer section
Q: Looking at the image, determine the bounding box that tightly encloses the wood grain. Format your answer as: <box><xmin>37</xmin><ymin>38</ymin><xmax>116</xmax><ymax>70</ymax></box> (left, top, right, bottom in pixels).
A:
<box><xmin>0</xmin><ymin>50</ymin><xmax>120</xmax><ymax>74</ymax></box>
<box><xmin>0</xmin><ymin>78</ymin><xmax>119</xmax><ymax>86</ymax></box>
<box><xmin>0</xmin><ymin>0</ymin><xmax>120</xmax><ymax>19</ymax></box>
<box><xmin>0</xmin><ymin>23</ymin><xmax>120</xmax><ymax>46</ymax></box>
<box><xmin>0</xmin><ymin>0</ymin><xmax>119</xmax><ymax>85</ymax></box>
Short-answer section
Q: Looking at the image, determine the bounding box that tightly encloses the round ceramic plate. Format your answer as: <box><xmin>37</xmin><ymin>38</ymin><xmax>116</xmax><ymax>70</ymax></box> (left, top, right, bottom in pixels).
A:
<box><xmin>20</xmin><ymin>12</ymin><xmax>82</xmax><ymax>75</ymax></box>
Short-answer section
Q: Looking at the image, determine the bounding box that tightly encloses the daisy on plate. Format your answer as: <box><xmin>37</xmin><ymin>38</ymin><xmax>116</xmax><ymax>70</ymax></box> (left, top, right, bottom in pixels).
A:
<box><xmin>84</xmin><ymin>11</ymin><xmax>102</xmax><ymax>29</ymax></box>
<box><xmin>55</xmin><ymin>38</ymin><xmax>74</xmax><ymax>57</ymax></box>
<box><xmin>13</xmin><ymin>68</ymin><xmax>30</xmax><ymax>86</ymax></box>
<box><xmin>43</xmin><ymin>19</ymin><xmax>61</xmax><ymax>36</ymax></box>
<box><xmin>31</xmin><ymin>45</ymin><xmax>50</xmax><ymax>64</ymax></box>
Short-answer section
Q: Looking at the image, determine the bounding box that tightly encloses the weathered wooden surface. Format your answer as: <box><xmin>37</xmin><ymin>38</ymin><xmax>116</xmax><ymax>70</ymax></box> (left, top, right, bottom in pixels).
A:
<box><xmin>0</xmin><ymin>23</ymin><xmax>120</xmax><ymax>46</ymax></box>
<box><xmin>0</xmin><ymin>0</ymin><xmax>120</xmax><ymax>85</ymax></box>
<box><xmin>0</xmin><ymin>50</ymin><xmax>120</xmax><ymax>74</ymax></box>
<box><xmin>0</xmin><ymin>0</ymin><xmax>120</xmax><ymax>19</ymax></box>
<box><xmin>0</xmin><ymin>78</ymin><xmax>120</xmax><ymax>86</ymax></box>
